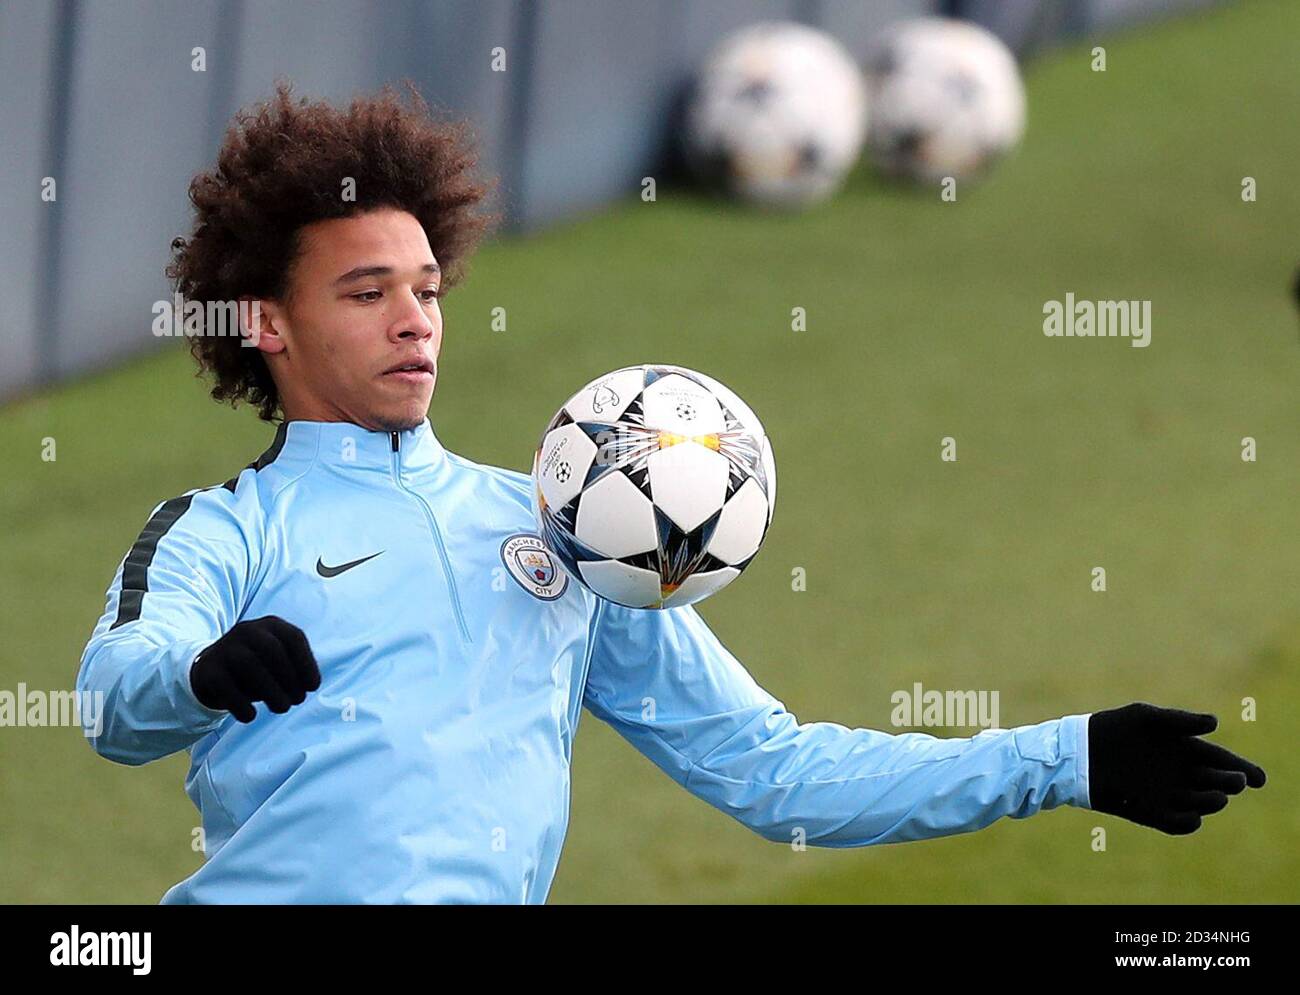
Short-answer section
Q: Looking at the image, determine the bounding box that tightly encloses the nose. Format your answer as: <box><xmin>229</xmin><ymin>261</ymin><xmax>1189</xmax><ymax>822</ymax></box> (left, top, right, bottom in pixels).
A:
<box><xmin>389</xmin><ymin>290</ymin><xmax>438</xmax><ymax>344</ymax></box>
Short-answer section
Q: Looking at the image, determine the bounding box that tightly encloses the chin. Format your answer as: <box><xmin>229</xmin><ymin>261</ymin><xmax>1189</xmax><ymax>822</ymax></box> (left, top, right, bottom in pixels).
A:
<box><xmin>372</xmin><ymin>398</ymin><xmax>431</xmax><ymax>433</ymax></box>
<box><xmin>363</xmin><ymin>379</ymin><xmax>434</xmax><ymax>433</ymax></box>
<box><xmin>372</xmin><ymin>411</ymin><xmax>428</xmax><ymax>433</ymax></box>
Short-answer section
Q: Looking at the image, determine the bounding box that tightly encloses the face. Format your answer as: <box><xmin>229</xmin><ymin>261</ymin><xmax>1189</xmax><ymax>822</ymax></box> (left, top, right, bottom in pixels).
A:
<box><xmin>249</xmin><ymin>207</ymin><xmax>443</xmax><ymax>432</ymax></box>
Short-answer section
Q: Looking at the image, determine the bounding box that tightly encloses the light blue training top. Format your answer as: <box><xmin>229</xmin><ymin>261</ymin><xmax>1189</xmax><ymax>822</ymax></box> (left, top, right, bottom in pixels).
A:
<box><xmin>77</xmin><ymin>419</ymin><xmax>1090</xmax><ymax>903</ymax></box>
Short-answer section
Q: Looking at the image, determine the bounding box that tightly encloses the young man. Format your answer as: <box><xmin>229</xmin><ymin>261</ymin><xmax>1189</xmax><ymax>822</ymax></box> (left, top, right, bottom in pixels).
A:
<box><xmin>78</xmin><ymin>84</ymin><xmax>1265</xmax><ymax>904</ymax></box>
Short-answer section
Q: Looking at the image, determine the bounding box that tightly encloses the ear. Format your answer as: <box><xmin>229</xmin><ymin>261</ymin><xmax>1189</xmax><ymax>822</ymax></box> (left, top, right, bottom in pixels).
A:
<box><xmin>239</xmin><ymin>297</ymin><xmax>287</xmax><ymax>355</ymax></box>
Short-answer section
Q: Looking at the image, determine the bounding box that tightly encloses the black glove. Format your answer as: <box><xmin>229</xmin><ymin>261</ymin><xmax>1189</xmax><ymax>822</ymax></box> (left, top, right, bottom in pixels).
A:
<box><xmin>190</xmin><ymin>616</ymin><xmax>321</xmax><ymax>723</ymax></box>
<box><xmin>1089</xmin><ymin>702</ymin><xmax>1266</xmax><ymax>835</ymax></box>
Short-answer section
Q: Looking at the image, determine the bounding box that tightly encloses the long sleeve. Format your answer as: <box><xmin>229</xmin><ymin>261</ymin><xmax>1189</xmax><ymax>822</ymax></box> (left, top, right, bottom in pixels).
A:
<box><xmin>582</xmin><ymin>599</ymin><xmax>1091</xmax><ymax>846</ymax></box>
<box><xmin>77</xmin><ymin>488</ymin><xmax>253</xmax><ymax>766</ymax></box>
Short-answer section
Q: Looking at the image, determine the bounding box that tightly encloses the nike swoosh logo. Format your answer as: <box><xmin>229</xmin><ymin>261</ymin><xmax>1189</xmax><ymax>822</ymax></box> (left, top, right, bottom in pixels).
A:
<box><xmin>316</xmin><ymin>552</ymin><xmax>384</xmax><ymax>578</ymax></box>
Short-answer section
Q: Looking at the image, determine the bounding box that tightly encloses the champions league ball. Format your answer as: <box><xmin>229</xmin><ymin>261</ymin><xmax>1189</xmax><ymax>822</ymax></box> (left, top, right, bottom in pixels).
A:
<box><xmin>533</xmin><ymin>365</ymin><xmax>776</xmax><ymax>609</ymax></box>
<box><xmin>863</xmin><ymin>17</ymin><xmax>1025</xmax><ymax>184</ymax></box>
<box><xmin>684</xmin><ymin>21</ymin><xmax>868</xmax><ymax>208</ymax></box>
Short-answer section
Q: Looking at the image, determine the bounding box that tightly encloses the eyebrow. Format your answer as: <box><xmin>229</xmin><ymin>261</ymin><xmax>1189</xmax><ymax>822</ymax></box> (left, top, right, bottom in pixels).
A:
<box><xmin>334</xmin><ymin>262</ymin><xmax>441</xmax><ymax>285</ymax></box>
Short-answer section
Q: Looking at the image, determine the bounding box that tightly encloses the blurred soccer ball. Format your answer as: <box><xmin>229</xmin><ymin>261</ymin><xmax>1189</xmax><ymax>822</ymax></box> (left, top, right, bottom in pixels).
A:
<box><xmin>684</xmin><ymin>21</ymin><xmax>867</xmax><ymax>208</ymax></box>
<box><xmin>533</xmin><ymin>365</ymin><xmax>776</xmax><ymax>609</ymax></box>
<box><xmin>864</xmin><ymin>18</ymin><xmax>1025</xmax><ymax>183</ymax></box>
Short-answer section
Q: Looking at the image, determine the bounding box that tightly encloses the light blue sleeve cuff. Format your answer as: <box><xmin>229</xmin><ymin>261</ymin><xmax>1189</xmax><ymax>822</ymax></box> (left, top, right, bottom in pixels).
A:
<box><xmin>1060</xmin><ymin>712</ymin><xmax>1092</xmax><ymax>809</ymax></box>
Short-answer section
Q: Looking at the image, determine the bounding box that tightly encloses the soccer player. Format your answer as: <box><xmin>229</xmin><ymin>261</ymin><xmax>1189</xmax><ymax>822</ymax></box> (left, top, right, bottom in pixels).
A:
<box><xmin>77</xmin><ymin>84</ymin><xmax>1266</xmax><ymax>903</ymax></box>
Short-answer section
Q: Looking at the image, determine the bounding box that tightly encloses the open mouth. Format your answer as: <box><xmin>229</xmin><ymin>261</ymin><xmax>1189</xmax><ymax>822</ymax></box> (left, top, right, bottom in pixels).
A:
<box><xmin>381</xmin><ymin>358</ymin><xmax>435</xmax><ymax>381</ymax></box>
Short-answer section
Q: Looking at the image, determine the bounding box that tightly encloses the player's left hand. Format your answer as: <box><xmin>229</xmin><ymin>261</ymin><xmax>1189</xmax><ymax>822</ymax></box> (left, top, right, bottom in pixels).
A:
<box><xmin>1088</xmin><ymin>702</ymin><xmax>1266</xmax><ymax>835</ymax></box>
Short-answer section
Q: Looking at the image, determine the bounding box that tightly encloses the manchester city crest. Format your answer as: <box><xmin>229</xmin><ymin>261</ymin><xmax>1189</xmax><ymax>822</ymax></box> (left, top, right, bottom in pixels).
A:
<box><xmin>500</xmin><ymin>534</ymin><xmax>569</xmax><ymax>601</ymax></box>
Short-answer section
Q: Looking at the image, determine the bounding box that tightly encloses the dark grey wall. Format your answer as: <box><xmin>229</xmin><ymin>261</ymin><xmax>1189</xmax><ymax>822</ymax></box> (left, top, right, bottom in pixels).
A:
<box><xmin>1</xmin><ymin>0</ymin><xmax>62</xmax><ymax>396</ymax></box>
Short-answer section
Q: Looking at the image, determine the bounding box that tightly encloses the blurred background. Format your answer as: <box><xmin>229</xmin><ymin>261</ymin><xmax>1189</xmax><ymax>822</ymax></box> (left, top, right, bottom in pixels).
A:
<box><xmin>1</xmin><ymin>0</ymin><xmax>1297</xmax><ymax>903</ymax></box>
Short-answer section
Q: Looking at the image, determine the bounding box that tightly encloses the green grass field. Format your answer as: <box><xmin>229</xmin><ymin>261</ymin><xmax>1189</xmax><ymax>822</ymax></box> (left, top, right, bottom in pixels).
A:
<box><xmin>1</xmin><ymin>0</ymin><xmax>1297</xmax><ymax>904</ymax></box>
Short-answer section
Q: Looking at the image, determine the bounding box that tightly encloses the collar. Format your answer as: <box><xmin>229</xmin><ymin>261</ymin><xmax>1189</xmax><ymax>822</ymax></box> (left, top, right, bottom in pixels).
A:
<box><xmin>270</xmin><ymin>418</ymin><xmax>448</xmax><ymax>474</ymax></box>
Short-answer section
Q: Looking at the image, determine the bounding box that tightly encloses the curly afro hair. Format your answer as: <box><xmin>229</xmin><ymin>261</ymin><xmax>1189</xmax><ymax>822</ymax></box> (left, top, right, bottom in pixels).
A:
<box><xmin>167</xmin><ymin>80</ymin><xmax>496</xmax><ymax>421</ymax></box>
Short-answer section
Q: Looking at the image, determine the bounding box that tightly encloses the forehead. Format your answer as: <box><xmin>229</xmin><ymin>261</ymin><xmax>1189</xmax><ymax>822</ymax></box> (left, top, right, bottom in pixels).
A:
<box><xmin>296</xmin><ymin>208</ymin><xmax>435</xmax><ymax>268</ymax></box>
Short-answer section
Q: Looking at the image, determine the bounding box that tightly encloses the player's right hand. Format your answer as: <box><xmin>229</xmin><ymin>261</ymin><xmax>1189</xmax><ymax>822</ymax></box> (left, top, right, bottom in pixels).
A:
<box><xmin>190</xmin><ymin>616</ymin><xmax>321</xmax><ymax>723</ymax></box>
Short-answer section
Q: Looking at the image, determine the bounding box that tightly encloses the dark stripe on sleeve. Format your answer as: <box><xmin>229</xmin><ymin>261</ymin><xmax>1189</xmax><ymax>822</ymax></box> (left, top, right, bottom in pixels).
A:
<box><xmin>222</xmin><ymin>422</ymin><xmax>288</xmax><ymax>492</ymax></box>
<box><xmin>109</xmin><ymin>493</ymin><xmax>198</xmax><ymax>630</ymax></box>
<box><xmin>113</xmin><ymin>425</ymin><xmax>287</xmax><ymax>622</ymax></box>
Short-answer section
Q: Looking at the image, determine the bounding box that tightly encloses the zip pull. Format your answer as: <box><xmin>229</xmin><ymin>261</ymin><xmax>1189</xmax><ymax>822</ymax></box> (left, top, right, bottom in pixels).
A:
<box><xmin>390</xmin><ymin>431</ymin><xmax>400</xmax><ymax>453</ymax></box>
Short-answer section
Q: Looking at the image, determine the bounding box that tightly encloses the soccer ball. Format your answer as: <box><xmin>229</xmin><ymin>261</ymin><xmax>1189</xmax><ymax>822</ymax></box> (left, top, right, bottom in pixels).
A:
<box><xmin>684</xmin><ymin>21</ymin><xmax>868</xmax><ymax>208</ymax></box>
<box><xmin>863</xmin><ymin>17</ymin><xmax>1025</xmax><ymax>184</ymax></box>
<box><xmin>533</xmin><ymin>365</ymin><xmax>776</xmax><ymax>609</ymax></box>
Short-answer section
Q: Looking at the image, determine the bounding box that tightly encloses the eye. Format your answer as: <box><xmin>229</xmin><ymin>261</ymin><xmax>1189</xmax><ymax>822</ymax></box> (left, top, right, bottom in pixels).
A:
<box><xmin>420</xmin><ymin>288</ymin><xmax>441</xmax><ymax>303</ymax></box>
<box><xmin>352</xmin><ymin>290</ymin><xmax>381</xmax><ymax>303</ymax></box>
